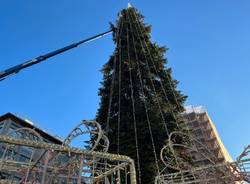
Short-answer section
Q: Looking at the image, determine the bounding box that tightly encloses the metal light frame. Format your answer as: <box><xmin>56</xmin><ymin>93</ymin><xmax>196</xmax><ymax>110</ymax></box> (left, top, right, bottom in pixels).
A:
<box><xmin>156</xmin><ymin>131</ymin><xmax>249</xmax><ymax>184</ymax></box>
<box><xmin>0</xmin><ymin>121</ymin><xmax>136</xmax><ymax>184</ymax></box>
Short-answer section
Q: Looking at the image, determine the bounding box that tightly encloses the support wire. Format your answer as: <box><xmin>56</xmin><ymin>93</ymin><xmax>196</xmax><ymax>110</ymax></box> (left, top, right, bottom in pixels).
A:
<box><xmin>127</xmin><ymin>10</ymin><xmax>160</xmax><ymax>174</ymax></box>
<box><xmin>126</xmin><ymin>15</ymin><xmax>142</xmax><ymax>184</ymax></box>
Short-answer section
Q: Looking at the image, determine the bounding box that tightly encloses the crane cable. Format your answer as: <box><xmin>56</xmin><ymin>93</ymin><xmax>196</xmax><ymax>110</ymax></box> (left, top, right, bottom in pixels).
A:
<box><xmin>117</xmin><ymin>15</ymin><xmax>124</xmax><ymax>155</ymax></box>
<box><xmin>127</xmin><ymin>9</ymin><xmax>160</xmax><ymax>174</ymax></box>
<box><xmin>130</xmin><ymin>7</ymin><xmax>197</xmax><ymax>177</ymax></box>
<box><xmin>105</xmin><ymin>24</ymin><xmax>121</xmax><ymax>132</ymax></box>
<box><xmin>130</xmin><ymin>9</ymin><xmax>183</xmax><ymax>129</ymax></box>
<box><xmin>128</xmin><ymin>10</ymin><xmax>169</xmax><ymax>136</ymax></box>
<box><xmin>105</xmin><ymin>13</ymin><xmax>125</xmax><ymax>141</ymax></box>
<box><xmin>128</xmin><ymin>10</ymin><xmax>187</xmax><ymax>180</ymax></box>
<box><xmin>126</xmin><ymin>16</ymin><xmax>142</xmax><ymax>184</ymax></box>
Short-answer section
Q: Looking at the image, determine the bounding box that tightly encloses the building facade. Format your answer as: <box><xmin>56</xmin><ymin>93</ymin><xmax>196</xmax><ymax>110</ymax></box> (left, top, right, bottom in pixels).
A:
<box><xmin>182</xmin><ymin>106</ymin><xmax>233</xmax><ymax>166</ymax></box>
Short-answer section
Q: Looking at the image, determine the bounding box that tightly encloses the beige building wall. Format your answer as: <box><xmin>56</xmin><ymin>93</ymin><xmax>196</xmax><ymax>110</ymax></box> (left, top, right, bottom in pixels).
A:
<box><xmin>182</xmin><ymin>106</ymin><xmax>233</xmax><ymax>165</ymax></box>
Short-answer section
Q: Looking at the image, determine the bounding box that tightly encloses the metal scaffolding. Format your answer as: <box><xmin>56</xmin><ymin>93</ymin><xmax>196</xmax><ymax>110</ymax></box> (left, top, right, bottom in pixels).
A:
<box><xmin>155</xmin><ymin>131</ymin><xmax>250</xmax><ymax>184</ymax></box>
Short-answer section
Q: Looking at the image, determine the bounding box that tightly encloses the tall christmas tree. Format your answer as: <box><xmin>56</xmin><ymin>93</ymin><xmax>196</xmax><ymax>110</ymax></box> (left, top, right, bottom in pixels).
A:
<box><xmin>96</xmin><ymin>5</ymin><xmax>187</xmax><ymax>184</ymax></box>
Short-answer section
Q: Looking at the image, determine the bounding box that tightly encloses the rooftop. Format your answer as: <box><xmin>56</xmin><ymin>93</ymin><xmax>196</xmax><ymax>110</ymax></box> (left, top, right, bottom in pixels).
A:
<box><xmin>0</xmin><ymin>112</ymin><xmax>63</xmax><ymax>144</ymax></box>
<box><xmin>184</xmin><ymin>105</ymin><xmax>206</xmax><ymax>114</ymax></box>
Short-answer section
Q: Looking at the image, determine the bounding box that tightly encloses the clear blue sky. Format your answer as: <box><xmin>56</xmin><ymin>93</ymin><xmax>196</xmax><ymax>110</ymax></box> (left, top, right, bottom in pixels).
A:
<box><xmin>0</xmin><ymin>0</ymin><xmax>249</xmax><ymax>159</ymax></box>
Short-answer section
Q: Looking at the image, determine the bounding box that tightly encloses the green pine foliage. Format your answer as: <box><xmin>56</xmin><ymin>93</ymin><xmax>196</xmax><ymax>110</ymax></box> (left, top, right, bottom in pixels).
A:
<box><xmin>96</xmin><ymin>7</ymin><xmax>187</xmax><ymax>184</ymax></box>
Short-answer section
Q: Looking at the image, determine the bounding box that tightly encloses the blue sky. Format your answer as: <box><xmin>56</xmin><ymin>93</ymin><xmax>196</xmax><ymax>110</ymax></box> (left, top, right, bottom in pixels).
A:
<box><xmin>0</xmin><ymin>0</ymin><xmax>249</xmax><ymax>159</ymax></box>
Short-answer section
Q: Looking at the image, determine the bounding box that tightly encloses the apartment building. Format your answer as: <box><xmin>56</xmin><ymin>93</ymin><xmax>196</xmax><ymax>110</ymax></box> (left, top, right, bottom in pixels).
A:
<box><xmin>182</xmin><ymin>106</ymin><xmax>233</xmax><ymax>166</ymax></box>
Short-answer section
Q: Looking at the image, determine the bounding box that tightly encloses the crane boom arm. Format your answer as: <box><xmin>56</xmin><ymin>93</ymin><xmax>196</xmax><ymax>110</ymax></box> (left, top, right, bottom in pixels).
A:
<box><xmin>0</xmin><ymin>29</ymin><xmax>113</xmax><ymax>81</ymax></box>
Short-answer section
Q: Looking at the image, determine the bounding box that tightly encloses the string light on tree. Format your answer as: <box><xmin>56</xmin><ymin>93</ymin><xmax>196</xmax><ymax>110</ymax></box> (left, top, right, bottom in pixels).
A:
<box><xmin>95</xmin><ymin>4</ymin><xmax>187</xmax><ymax>184</ymax></box>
